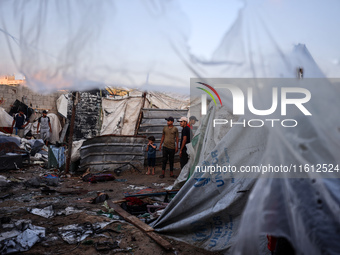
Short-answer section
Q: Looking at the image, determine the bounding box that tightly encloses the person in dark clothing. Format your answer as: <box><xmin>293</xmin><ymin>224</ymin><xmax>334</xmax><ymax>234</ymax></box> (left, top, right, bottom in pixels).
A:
<box><xmin>179</xmin><ymin>116</ymin><xmax>191</xmax><ymax>169</ymax></box>
<box><xmin>11</xmin><ymin>109</ymin><xmax>30</xmax><ymax>138</ymax></box>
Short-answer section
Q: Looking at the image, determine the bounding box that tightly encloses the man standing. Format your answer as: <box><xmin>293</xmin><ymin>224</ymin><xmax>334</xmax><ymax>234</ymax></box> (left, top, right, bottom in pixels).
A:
<box><xmin>159</xmin><ymin>116</ymin><xmax>179</xmax><ymax>178</ymax></box>
<box><xmin>37</xmin><ymin>110</ymin><xmax>52</xmax><ymax>145</ymax></box>
<box><xmin>179</xmin><ymin>117</ymin><xmax>191</xmax><ymax>169</ymax></box>
<box><xmin>11</xmin><ymin>109</ymin><xmax>29</xmax><ymax>138</ymax></box>
<box><xmin>188</xmin><ymin>116</ymin><xmax>198</xmax><ymax>130</ymax></box>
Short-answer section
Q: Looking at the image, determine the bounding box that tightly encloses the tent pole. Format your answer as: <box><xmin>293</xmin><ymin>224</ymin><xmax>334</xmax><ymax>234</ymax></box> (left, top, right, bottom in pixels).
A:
<box><xmin>65</xmin><ymin>91</ymin><xmax>79</xmax><ymax>174</ymax></box>
<box><xmin>134</xmin><ymin>92</ymin><xmax>146</xmax><ymax>136</ymax></box>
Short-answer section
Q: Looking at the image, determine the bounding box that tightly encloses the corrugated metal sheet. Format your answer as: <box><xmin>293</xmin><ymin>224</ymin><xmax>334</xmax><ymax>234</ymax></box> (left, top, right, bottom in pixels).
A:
<box><xmin>80</xmin><ymin>135</ymin><xmax>146</xmax><ymax>172</ymax></box>
<box><xmin>137</xmin><ymin>108</ymin><xmax>188</xmax><ymax>163</ymax></box>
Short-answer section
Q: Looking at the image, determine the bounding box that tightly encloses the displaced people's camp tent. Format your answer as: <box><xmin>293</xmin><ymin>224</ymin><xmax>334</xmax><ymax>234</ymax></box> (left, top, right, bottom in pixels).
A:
<box><xmin>152</xmin><ymin>6</ymin><xmax>340</xmax><ymax>255</ymax></box>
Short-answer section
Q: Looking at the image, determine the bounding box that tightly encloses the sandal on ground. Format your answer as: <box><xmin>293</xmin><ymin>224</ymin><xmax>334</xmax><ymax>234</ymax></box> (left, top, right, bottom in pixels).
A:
<box><xmin>159</xmin><ymin>174</ymin><xmax>165</xmax><ymax>178</ymax></box>
<box><xmin>146</xmin><ymin>172</ymin><xmax>150</xmax><ymax>175</ymax></box>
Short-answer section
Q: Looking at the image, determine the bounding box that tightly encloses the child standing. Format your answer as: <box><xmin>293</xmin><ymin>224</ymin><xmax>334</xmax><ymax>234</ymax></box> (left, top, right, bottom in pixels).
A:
<box><xmin>146</xmin><ymin>136</ymin><xmax>157</xmax><ymax>175</ymax></box>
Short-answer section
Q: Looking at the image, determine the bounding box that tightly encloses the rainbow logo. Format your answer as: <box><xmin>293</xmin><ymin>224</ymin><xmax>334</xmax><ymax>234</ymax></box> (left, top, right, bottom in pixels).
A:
<box><xmin>196</xmin><ymin>82</ymin><xmax>223</xmax><ymax>106</ymax></box>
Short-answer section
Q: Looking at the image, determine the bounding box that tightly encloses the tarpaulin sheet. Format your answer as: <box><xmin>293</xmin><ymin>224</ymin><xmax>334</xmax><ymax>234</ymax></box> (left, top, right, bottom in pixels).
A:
<box><xmin>100</xmin><ymin>97</ymin><xmax>142</xmax><ymax>135</ymax></box>
<box><xmin>151</xmin><ymin>5</ymin><xmax>340</xmax><ymax>252</ymax></box>
<box><xmin>0</xmin><ymin>107</ymin><xmax>13</xmax><ymax>127</ymax></box>
<box><xmin>152</xmin><ymin>106</ymin><xmax>265</xmax><ymax>252</ymax></box>
<box><xmin>0</xmin><ymin>220</ymin><xmax>45</xmax><ymax>254</ymax></box>
<box><xmin>153</xmin><ymin>77</ymin><xmax>340</xmax><ymax>255</ymax></box>
<box><xmin>71</xmin><ymin>139</ymin><xmax>85</xmax><ymax>163</ymax></box>
<box><xmin>146</xmin><ymin>91</ymin><xmax>190</xmax><ymax>109</ymax></box>
<box><xmin>56</xmin><ymin>94</ymin><xmax>68</xmax><ymax>119</ymax></box>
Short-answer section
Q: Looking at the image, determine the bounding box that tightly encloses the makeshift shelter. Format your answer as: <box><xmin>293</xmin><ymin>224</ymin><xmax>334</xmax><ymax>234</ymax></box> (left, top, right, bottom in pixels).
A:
<box><xmin>75</xmin><ymin>90</ymin><xmax>190</xmax><ymax>172</ymax></box>
<box><xmin>151</xmin><ymin>5</ymin><xmax>340</xmax><ymax>255</ymax></box>
<box><xmin>100</xmin><ymin>90</ymin><xmax>189</xmax><ymax>136</ymax></box>
<box><xmin>0</xmin><ymin>107</ymin><xmax>13</xmax><ymax>126</ymax></box>
<box><xmin>80</xmin><ymin>135</ymin><xmax>146</xmax><ymax>172</ymax></box>
<box><xmin>1</xmin><ymin>1</ymin><xmax>339</xmax><ymax>253</ymax></box>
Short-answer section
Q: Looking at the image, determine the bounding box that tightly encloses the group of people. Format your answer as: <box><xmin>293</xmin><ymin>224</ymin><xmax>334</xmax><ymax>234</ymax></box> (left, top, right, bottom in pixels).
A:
<box><xmin>13</xmin><ymin>109</ymin><xmax>197</xmax><ymax>176</ymax></box>
<box><xmin>146</xmin><ymin>115</ymin><xmax>198</xmax><ymax>178</ymax></box>
<box><xmin>11</xmin><ymin>109</ymin><xmax>52</xmax><ymax>145</ymax></box>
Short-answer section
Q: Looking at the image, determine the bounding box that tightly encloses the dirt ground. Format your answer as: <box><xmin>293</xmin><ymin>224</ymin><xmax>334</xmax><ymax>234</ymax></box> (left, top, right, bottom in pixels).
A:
<box><xmin>0</xmin><ymin>162</ymin><xmax>221</xmax><ymax>255</ymax></box>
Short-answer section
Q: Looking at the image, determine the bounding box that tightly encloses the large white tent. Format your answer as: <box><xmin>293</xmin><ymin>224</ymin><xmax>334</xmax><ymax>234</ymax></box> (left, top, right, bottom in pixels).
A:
<box><xmin>151</xmin><ymin>4</ymin><xmax>340</xmax><ymax>255</ymax></box>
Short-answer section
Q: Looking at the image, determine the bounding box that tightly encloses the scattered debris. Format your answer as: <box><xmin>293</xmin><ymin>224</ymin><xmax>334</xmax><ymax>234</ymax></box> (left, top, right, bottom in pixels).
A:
<box><xmin>125</xmin><ymin>189</ymin><xmax>178</xmax><ymax>198</ymax></box>
<box><xmin>115</xmin><ymin>179</ymin><xmax>127</xmax><ymax>182</ymax></box>
<box><xmin>27</xmin><ymin>206</ymin><xmax>84</xmax><ymax>218</ymax></box>
<box><xmin>126</xmin><ymin>185</ymin><xmax>148</xmax><ymax>190</ymax></box>
<box><xmin>152</xmin><ymin>183</ymin><xmax>166</xmax><ymax>187</ymax></box>
<box><xmin>27</xmin><ymin>205</ymin><xmax>55</xmax><ymax>219</ymax></box>
<box><xmin>96</xmin><ymin>210</ymin><xmax>121</xmax><ymax>220</ymax></box>
<box><xmin>82</xmin><ymin>173</ymin><xmax>115</xmax><ymax>183</ymax></box>
<box><xmin>108</xmin><ymin>201</ymin><xmax>173</xmax><ymax>251</ymax></box>
<box><xmin>24</xmin><ymin>175</ymin><xmax>59</xmax><ymax>188</ymax></box>
<box><xmin>0</xmin><ymin>194</ymin><xmax>12</xmax><ymax>200</ymax></box>
<box><xmin>91</xmin><ymin>192</ymin><xmax>109</xmax><ymax>204</ymax></box>
<box><xmin>0</xmin><ymin>219</ymin><xmax>45</xmax><ymax>254</ymax></box>
<box><xmin>58</xmin><ymin>221</ymin><xmax>114</xmax><ymax>244</ymax></box>
<box><xmin>56</xmin><ymin>207</ymin><xmax>83</xmax><ymax>216</ymax></box>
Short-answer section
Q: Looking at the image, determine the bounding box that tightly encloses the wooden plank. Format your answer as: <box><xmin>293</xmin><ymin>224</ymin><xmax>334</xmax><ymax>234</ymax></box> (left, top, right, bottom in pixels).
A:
<box><xmin>108</xmin><ymin>201</ymin><xmax>154</xmax><ymax>232</ymax></box>
<box><xmin>112</xmin><ymin>199</ymin><xmax>126</xmax><ymax>204</ymax></box>
<box><xmin>146</xmin><ymin>232</ymin><xmax>172</xmax><ymax>250</ymax></box>
<box><xmin>124</xmin><ymin>189</ymin><xmax>179</xmax><ymax>198</ymax></box>
<box><xmin>108</xmin><ymin>201</ymin><xmax>173</xmax><ymax>251</ymax></box>
<box><xmin>59</xmin><ymin>119</ymin><xmax>69</xmax><ymax>143</ymax></box>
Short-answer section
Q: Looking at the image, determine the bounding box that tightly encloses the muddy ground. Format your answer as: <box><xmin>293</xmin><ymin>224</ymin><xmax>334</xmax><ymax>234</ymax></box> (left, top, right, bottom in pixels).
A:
<box><xmin>0</xmin><ymin>163</ymin><xmax>221</xmax><ymax>255</ymax></box>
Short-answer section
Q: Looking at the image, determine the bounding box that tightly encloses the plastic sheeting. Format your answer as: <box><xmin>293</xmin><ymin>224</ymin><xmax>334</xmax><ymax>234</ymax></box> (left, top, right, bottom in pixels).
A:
<box><xmin>100</xmin><ymin>92</ymin><xmax>189</xmax><ymax>136</ymax></box>
<box><xmin>71</xmin><ymin>139</ymin><xmax>85</xmax><ymax>162</ymax></box>
<box><xmin>0</xmin><ymin>107</ymin><xmax>13</xmax><ymax>127</ymax></box>
<box><xmin>152</xmin><ymin>106</ymin><xmax>263</xmax><ymax>252</ymax></box>
<box><xmin>100</xmin><ymin>97</ymin><xmax>143</xmax><ymax>136</ymax></box>
<box><xmin>154</xmin><ymin>77</ymin><xmax>340</xmax><ymax>254</ymax></box>
<box><xmin>153</xmin><ymin>88</ymin><xmax>340</xmax><ymax>253</ymax></box>
<box><xmin>2</xmin><ymin>1</ymin><xmax>340</xmax><ymax>254</ymax></box>
<box><xmin>146</xmin><ymin>92</ymin><xmax>190</xmax><ymax>109</ymax></box>
<box><xmin>58</xmin><ymin>221</ymin><xmax>114</xmax><ymax>244</ymax></box>
<box><xmin>56</xmin><ymin>94</ymin><xmax>68</xmax><ymax>118</ymax></box>
<box><xmin>151</xmin><ymin>3</ymin><xmax>340</xmax><ymax>254</ymax></box>
<box><xmin>0</xmin><ymin>220</ymin><xmax>45</xmax><ymax>254</ymax></box>
<box><xmin>233</xmin><ymin>178</ymin><xmax>340</xmax><ymax>255</ymax></box>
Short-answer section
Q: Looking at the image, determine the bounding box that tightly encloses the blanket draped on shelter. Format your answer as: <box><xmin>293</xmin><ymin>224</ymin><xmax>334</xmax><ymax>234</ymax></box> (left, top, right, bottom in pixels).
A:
<box><xmin>100</xmin><ymin>97</ymin><xmax>143</xmax><ymax>136</ymax></box>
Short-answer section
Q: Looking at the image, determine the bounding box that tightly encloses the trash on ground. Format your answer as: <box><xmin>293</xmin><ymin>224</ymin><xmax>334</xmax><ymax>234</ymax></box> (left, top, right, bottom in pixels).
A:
<box><xmin>27</xmin><ymin>205</ymin><xmax>55</xmax><ymax>219</ymax></box>
<box><xmin>0</xmin><ymin>219</ymin><xmax>45</xmax><ymax>254</ymax></box>
<box><xmin>56</xmin><ymin>207</ymin><xmax>83</xmax><ymax>216</ymax></box>
<box><xmin>91</xmin><ymin>192</ymin><xmax>109</xmax><ymax>204</ymax></box>
<box><xmin>82</xmin><ymin>173</ymin><xmax>115</xmax><ymax>183</ymax></box>
<box><xmin>58</xmin><ymin>221</ymin><xmax>114</xmax><ymax>244</ymax></box>
<box><xmin>152</xmin><ymin>183</ymin><xmax>166</xmax><ymax>187</ymax></box>
<box><xmin>115</xmin><ymin>179</ymin><xmax>127</xmax><ymax>182</ymax></box>
<box><xmin>25</xmin><ymin>176</ymin><xmax>59</xmax><ymax>188</ymax></box>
